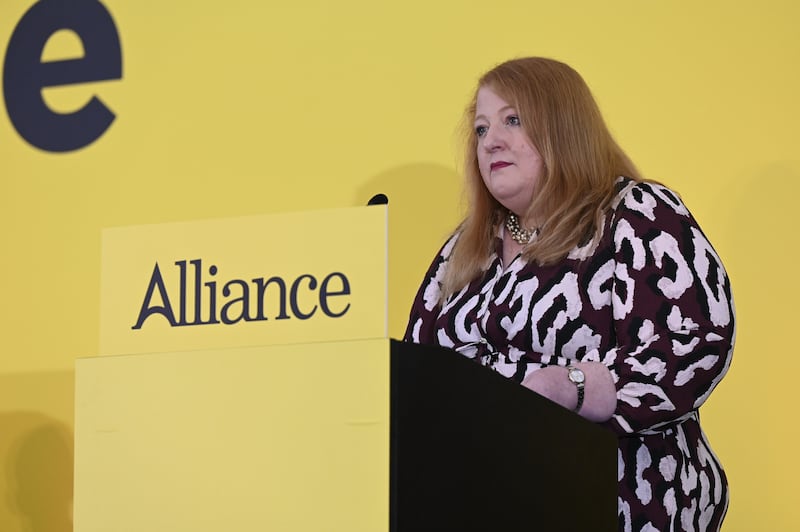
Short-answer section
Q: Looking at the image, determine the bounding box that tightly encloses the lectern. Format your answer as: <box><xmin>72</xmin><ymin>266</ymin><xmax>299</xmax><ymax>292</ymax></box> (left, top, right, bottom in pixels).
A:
<box><xmin>391</xmin><ymin>340</ymin><xmax>617</xmax><ymax>531</ymax></box>
<box><xmin>75</xmin><ymin>205</ymin><xmax>617</xmax><ymax>531</ymax></box>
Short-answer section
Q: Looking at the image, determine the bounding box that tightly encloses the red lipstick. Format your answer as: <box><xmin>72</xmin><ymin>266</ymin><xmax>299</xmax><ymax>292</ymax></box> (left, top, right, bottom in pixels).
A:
<box><xmin>490</xmin><ymin>161</ymin><xmax>512</xmax><ymax>171</ymax></box>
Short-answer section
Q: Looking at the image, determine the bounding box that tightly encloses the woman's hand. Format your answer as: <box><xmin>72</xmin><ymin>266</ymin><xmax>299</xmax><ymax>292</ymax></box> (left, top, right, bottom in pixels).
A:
<box><xmin>521</xmin><ymin>362</ymin><xmax>617</xmax><ymax>423</ymax></box>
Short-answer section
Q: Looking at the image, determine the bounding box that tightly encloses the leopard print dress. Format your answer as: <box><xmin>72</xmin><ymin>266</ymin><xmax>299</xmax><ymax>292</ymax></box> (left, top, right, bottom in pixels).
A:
<box><xmin>404</xmin><ymin>178</ymin><xmax>735</xmax><ymax>531</ymax></box>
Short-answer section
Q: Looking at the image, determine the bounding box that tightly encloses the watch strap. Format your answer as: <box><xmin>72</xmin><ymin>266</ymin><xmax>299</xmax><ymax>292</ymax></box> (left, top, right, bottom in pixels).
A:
<box><xmin>566</xmin><ymin>364</ymin><xmax>585</xmax><ymax>413</ymax></box>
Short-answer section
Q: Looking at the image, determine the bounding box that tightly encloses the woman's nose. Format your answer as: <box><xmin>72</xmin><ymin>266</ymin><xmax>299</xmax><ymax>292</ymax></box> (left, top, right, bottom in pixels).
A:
<box><xmin>483</xmin><ymin>126</ymin><xmax>506</xmax><ymax>151</ymax></box>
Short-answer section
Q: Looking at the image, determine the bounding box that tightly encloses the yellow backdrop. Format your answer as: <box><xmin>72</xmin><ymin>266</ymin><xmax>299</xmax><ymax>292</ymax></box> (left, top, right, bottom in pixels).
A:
<box><xmin>1</xmin><ymin>0</ymin><xmax>796</xmax><ymax>530</ymax></box>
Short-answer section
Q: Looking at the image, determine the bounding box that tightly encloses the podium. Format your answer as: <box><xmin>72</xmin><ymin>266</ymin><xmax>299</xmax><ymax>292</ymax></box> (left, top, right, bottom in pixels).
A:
<box><xmin>75</xmin><ymin>339</ymin><xmax>617</xmax><ymax>531</ymax></box>
<box><xmin>391</xmin><ymin>340</ymin><xmax>617</xmax><ymax>531</ymax></box>
<box><xmin>75</xmin><ymin>205</ymin><xmax>618</xmax><ymax>531</ymax></box>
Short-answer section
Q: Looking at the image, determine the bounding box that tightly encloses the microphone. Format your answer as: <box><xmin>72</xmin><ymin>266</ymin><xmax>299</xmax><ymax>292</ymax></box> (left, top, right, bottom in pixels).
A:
<box><xmin>367</xmin><ymin>193</ymin><xmax>389</xmax><ymax>206</ymax></box>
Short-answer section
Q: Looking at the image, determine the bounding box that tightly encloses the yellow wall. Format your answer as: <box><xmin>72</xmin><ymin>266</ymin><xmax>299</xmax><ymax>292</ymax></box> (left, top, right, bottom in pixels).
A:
<box><xmin>1</xmin><ymin>1</ymin><xmax>796</xmax><ymax>529</ymax></box>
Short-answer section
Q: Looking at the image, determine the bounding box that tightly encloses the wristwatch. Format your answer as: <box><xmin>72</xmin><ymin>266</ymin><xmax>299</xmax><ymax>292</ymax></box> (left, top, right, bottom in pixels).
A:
<box><xmin>566</xmin><ymin>365</ymin><xmax>585</xmax><ymax>413</ymax></box>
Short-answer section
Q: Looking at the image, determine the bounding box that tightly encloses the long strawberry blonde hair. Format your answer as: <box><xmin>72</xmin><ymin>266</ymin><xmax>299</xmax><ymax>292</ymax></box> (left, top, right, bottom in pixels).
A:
<box><xmin>441</xmin><ymin>57</ymin><xmax>642</xmax><ymax>299</ymax></box>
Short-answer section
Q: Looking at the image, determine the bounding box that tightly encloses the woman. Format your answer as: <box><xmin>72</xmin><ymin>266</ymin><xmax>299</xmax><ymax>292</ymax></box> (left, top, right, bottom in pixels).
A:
<box><xmin>404</xmin><ymin>57</ymin><xmax>734</xmax><ymax>531</ymax></box>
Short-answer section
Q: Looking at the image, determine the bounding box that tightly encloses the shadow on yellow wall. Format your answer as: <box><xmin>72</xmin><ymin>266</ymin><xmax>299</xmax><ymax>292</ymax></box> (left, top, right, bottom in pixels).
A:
<box><xmin>0</xmin><ymin>373</ymin><xmax>73</xmax><ymax>532</ymax></box>
<box><xmin>355</xmin><ymin>163</ymin><xmax>463</xmax><ymax>338</ymax></box>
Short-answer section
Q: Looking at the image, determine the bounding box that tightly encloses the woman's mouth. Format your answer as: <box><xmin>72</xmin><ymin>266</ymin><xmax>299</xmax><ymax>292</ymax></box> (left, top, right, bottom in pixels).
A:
<box><xmin>490</xmin><ymin>161</ymin><xmax>512</xmax><ymax>171</ymax></box>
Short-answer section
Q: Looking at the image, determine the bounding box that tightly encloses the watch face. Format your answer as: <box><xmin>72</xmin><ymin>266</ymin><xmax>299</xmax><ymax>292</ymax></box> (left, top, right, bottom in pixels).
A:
<box><xmin>569</xmin><ymin>368</ymin><xmax>585</xmax><ymax>384</ymax></box>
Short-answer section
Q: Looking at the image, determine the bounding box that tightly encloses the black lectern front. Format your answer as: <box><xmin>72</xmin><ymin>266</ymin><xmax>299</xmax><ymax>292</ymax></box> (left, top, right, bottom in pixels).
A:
<box><xmin>390</xmin><ymin>340</ymin><xmax>618</xmax><ymax>532</ymax></box>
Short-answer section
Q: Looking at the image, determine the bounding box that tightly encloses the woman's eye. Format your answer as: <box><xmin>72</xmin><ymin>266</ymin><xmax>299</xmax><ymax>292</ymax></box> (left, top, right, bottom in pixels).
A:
<box><xmin>475</xmin><ymin>125</ymin><xmax>488</xmax><ymax>137</ymax></box>
<box><xmin>507</xmin><ymin>115</ymin><xmax>521</xmax><ymax>126</ymax></box>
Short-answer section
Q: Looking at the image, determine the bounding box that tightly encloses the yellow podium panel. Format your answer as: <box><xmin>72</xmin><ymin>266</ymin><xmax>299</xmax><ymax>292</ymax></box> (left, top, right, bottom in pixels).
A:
<box><xmin>100</xmin><ymin>205</ymin><xmax>388</xmax><ymax>356</ymax></box>
<box><xmin>74</xmin><ymin>339</ymin><xmax>390</xmax><ymax>532</ymax></box>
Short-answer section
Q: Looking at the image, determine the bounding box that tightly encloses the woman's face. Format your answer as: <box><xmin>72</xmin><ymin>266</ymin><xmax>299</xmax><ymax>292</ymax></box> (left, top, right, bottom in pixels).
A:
<box><xmin>474</xmin><ymin>86</ymin><xmax>544</xmax><ymax>217</ymax></box>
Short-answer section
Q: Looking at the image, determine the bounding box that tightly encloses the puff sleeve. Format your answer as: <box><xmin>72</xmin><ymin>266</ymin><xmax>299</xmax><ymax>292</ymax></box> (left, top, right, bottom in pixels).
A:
<box><xmin>601</xmin><ymin>183</ymin><xmax>735</xmax><ymax>435</ymax></box>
